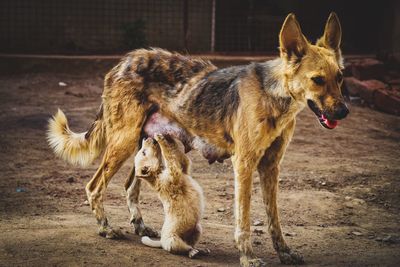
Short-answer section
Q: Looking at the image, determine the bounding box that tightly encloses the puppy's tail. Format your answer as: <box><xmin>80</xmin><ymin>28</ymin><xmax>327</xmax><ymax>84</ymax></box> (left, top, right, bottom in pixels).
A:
<box><xmin>141</xmin><ymin>236</ymin><xmax>162</xmax><ymax>248</ymax></box>
<box><xmin>47</xmin><ymin>106</ymin><xmax>106</xmax><ymax>167</ymax></box>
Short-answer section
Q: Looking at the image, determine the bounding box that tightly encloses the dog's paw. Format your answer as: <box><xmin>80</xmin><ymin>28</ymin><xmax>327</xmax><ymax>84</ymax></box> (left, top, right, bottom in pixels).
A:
<box><xmin>278</xmin><ymin>250</ymin><xmax>304</xmax><ymax>265</ymax></box>
<box><xmin>98</xmin><ymin>226</ymin><xmax>124</xmax><ymax>239</ymax></box>
<box><xmin>240</xmin><ymin>257</ymin><xmax>266</xmax><ymax>267</ymax></box>
<box><xmin>132</xmin><ymin>217</ymin><xmax>159</xmax><ymax>237</ymax></box>
<box><xmin>134</xmin><ymin>224</ymin><xmax>159</xmax><ymax>238</ymax></box>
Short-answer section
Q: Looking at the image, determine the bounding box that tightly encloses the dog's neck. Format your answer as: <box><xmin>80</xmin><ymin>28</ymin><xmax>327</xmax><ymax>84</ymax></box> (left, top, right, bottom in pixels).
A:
<box><xmin>260</xmin><ymin>58</ymin><xmax>306</xmax><ymax>115</ymax></box>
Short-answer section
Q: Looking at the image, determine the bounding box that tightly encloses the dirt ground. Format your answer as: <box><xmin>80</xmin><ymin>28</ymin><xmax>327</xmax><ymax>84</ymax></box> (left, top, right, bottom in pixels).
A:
<box><xmin>0</xmin><ymin>59</ymin><xmax>399</xmax><ymax>267</ymax></box>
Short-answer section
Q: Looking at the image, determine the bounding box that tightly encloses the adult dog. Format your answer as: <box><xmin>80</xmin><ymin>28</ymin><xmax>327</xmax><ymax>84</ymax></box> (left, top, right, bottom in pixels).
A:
<box><xmin>48</xmin><ymin>13</ymin><xmax>348</xmax><ymax>266</ymax></box>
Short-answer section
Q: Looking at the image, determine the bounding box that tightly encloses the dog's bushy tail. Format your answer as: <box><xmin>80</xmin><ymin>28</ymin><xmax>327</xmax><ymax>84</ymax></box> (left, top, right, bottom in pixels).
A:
<box><xmin>141</xmin><ymin>236</ymin><xmax>162</xmax><ymax>248</ymax></box>
<box><xmin>47</xmin><ymin>107</ymin><xmax>106</xmax><ymax>167</ymax></box>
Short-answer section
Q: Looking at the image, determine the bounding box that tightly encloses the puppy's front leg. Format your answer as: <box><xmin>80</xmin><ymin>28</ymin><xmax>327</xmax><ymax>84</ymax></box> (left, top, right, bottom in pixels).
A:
<box><xmin>232</xmin><ymin>154</ymin><xmax>266</xmax><ymax>267</ymax></box>
<box><xmin>154</xmin><ymin>134</ymin><xmax>184</xmax><ymax>177</ymax></box>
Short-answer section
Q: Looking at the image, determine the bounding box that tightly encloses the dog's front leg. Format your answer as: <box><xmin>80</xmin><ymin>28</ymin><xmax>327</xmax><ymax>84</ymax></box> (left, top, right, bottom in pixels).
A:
<box><xmin>257</xmin><ymin>120</ymin><xmax>304</xmax><ymax>264</ymax></box>
<box><xmin>232</xmin><ymin>154</ymin><xmax>266</xmax><ymax>267</ymax></box>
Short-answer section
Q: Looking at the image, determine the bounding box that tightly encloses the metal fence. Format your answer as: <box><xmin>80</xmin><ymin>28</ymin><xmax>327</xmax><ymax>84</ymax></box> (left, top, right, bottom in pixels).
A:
<box><xmin>0</xmin><ymin>0</ymin><xmax>211</xmax><ymax>53</ymax></box>
<box><xmin>0</xmin><ymin>0</ymin><xmax>390</xmax><ymax>54</ymax></box>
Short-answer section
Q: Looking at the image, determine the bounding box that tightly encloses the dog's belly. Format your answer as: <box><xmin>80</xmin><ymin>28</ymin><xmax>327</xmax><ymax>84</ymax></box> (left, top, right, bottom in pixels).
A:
<box><xmin>143</xmin><ymin>112</ymin><xmax>230</xmax><ymax>164</ymax></box>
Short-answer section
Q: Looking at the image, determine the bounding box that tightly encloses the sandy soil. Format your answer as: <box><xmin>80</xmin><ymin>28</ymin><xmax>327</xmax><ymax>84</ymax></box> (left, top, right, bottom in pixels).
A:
<box><xmin>0</xmin><ymin>61</ymin><xmax>399</xmax><ymax>267</ymax></box>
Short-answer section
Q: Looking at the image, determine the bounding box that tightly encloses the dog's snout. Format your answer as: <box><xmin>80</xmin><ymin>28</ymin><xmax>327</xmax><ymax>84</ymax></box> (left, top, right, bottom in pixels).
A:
<box><xmin>334</xmin><ymin>103</ymin><xmax>349</xmax><ymax>120</ymax></box>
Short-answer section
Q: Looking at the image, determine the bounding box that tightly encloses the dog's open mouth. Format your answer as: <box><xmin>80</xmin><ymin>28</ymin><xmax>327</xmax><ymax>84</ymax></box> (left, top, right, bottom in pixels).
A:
<box><xmin>307</xmin><ymin>100</ymin><xmax>338</xmax><ymax>130</ymax></box>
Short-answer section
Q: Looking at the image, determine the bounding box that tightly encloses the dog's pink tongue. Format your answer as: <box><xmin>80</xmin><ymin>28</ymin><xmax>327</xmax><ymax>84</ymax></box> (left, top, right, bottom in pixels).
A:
<box><xmin>322</xmin><ymin>114</ymin><xmax>338</xmax><ymax>129</ymax></box>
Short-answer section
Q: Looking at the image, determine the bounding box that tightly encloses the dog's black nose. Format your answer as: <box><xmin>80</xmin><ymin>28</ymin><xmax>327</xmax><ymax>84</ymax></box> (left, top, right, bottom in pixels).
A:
<box><xmin>334</xmin><ymin>103</ymin><xmax>349</xmax><ymax>120</ymax></box>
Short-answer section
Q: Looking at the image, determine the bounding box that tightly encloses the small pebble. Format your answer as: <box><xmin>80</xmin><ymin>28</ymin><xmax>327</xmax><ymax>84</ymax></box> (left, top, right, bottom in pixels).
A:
<box><xmin>253</xmin><ymin>240</ymin><xmax>262</xmax><ymax>245</ymax></box>
<box><xmin>382</xmin><ymin>235</ymin><xmax>395</xmax><ymax>243</ymax></box>
<box><xmin>253</xmin><ymin>220</ymin><xmax>264</xmax><ymax>226</ymax></box>
<box><xmin>352</xmin><ymin>231</ymin><xmax>363</xmax><ymax>236</ymax></box>
<box><xmin>83</xmin><ymin>200</ymin><xmax>90</xmax><ymax>206</ymax></box>
<box><xmin>58</xmin><ymin>82</ymin><xmax>67</xmax><ymax>87</ymax></box>
<box><xmin>217</xmin><ymin>207</ymin><xmax>226</xmax><ymax>212</ymax></box>
<box><xmin>253</xmin><ymin>229</ymin><xmax>264</xmax><ymax>235</ymax></box>
<box><xmin>284</xmin><ymin>232</ymin><xmax>296</xmax><ymax>237</ymax></box>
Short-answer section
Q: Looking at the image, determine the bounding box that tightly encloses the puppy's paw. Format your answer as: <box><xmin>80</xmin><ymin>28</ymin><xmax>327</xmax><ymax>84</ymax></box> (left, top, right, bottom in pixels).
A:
<box><xmin>278</xmin><ymin>250</ymin><xmax>304</xmax><ymax>265</ymax></box>
<box><xmin>189</xmin><ymin>248</ymin><xmax>210</xmax><ymax>258</ymax></box>
<box><xmin>154</xmin><ymin>133</ymin><xmax>165</xmax><ymax>142</ymax></box>
<box><xmin>200</xmin><ymin>248</ymin><xmax>211</xmax><ymax>255</ymax></box>
<box><xmin>188</xmin><ymin>248</ymin><xmax>200</xmax><ymax>259</ymax></box>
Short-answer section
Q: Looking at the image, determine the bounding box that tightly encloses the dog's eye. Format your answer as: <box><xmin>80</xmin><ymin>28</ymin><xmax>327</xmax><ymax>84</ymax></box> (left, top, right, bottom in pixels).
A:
<box><xmin>336</xmin><ymin>72</ymin><xmax>343</xmax><ymax>83</ymax></box>
<box><xmin>311</xmin><ymin>76</ymin><xmax>325</xmax><ymax>86</ymax></box>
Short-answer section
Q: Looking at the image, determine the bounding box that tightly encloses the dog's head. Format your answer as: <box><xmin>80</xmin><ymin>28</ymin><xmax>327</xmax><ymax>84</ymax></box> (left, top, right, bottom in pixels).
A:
<box><xmin>134</xmin><ymin>137</ymin><xmax>162</xmax><ymax>178</ymax></box>
<box><xmin>279</xmin><ymin>13</ymin><xmax>349</xmax><ymax>129</ymax></box>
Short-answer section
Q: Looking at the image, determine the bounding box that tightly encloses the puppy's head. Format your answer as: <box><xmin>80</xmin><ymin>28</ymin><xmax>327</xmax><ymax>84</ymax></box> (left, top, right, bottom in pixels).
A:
<box><xmin>134</xmin><ymin>137</ymin><xmax>162</xmax><ymax>178</ymax></box>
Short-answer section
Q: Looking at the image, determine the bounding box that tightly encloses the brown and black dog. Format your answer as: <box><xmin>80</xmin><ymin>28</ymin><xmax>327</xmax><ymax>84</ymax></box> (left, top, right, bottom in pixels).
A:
<box><xmin>47</xmin><ymin>13</ymin><xmax>348</xmax><ymax>266</ymax></box>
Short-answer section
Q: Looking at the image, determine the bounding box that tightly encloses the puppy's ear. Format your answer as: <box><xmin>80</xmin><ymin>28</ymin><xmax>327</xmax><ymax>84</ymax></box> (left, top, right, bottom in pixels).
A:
<box><xmin>279</xmin><ymin>13</ymin><xmax>309</xmax><ymax>62</ymax></box>
<box><xmin>316</xmin><ymin>12</ymin><xmax>343</xmax><ymax>66</ymax></box>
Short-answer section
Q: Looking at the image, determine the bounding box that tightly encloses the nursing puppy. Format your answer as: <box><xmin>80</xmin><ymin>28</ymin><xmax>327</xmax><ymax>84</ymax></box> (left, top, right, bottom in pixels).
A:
<box><xmin>134</xmin><ymin>134</ymin><xmax>208</xmax><ymax>258</ymax></box>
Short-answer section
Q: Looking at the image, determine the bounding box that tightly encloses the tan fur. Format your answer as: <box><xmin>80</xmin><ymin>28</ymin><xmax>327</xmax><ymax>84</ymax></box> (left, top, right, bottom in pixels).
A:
<box><xmin>47</xmin><ymin>12</ymin><xmax>347</xmax><ymax>267</ymax></box>
<box><xmin>47</xmin><ymin>109</ymin><xmax>105</xmax><ymax>166</ymax></box>
<box><xmin>135</xmin><ymin>134</ymin><xmax>207</xmax><ymax>258</ymax></box>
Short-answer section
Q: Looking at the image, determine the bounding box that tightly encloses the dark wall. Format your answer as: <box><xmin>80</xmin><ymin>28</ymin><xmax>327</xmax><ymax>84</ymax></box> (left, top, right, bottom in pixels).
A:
<box><xmin>215</xmin><ymin>0</ymin><xmax>398</xmax><ymax>55</ymax></box>
<box><xmin>0</xmin><ymin>0</ymin><xmax>398</xmax><ymax>55</ymax></box>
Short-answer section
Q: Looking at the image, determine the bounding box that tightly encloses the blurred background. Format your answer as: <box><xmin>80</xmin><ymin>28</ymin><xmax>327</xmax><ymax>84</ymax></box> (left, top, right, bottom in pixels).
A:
<box><xmin>0</xmin><ymin>0</ymin><xmax>399</xmax><ymax>59</ymax></box>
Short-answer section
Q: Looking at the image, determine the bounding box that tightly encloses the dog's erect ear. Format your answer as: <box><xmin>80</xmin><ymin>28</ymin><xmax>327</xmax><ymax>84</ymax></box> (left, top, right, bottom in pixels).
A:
<box><xmin>317</xmin><ymin>12</ymin><xmax>342</xmax><ymax>51</ymax></box>
<box><xmin>316</xmin><ymin>12</ymin><xmax>343</xmax><ymax>66</ymax></box>
<box><xmin>279</xmin><ymin>13</ymin><xmax>308</xmax><ymax>61</ymax></box>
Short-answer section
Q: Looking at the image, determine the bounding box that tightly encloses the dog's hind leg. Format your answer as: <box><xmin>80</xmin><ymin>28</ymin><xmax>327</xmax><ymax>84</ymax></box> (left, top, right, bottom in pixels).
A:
<box><xmin>257</xmin><ymin>120</ymin><xmax>304</xmax><ymax>265</ymax></box>
<box><xmin>125</xmin><ymin>169</ymin><xmax>158</xmax><ymax>237</ymax></box>
<box><xmin>86</xmin><ymin>94</ymin><xmax>149</xmax><ymax>239</ymax></box>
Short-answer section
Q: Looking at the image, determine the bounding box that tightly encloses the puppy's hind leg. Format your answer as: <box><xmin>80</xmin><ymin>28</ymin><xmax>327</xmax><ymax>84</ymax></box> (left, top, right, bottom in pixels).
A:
<box><xmin>162</xmin><ymin>235</ymin><xmax>199</xmax><ymax>258</ymax></box>
<box><xmin>186</xmin><ymin>224</ymin><xmax>210</xmax><ymax>257</ymax></box>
